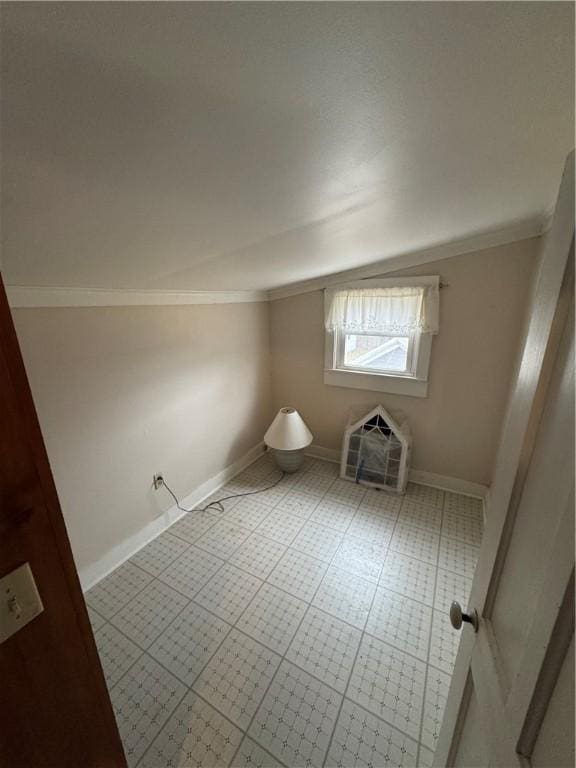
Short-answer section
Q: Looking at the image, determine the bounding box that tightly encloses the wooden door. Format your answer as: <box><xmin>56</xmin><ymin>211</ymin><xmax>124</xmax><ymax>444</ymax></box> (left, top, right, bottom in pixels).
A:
<box><xmin>0</xmin><ymin>273</ymin><xmax>126</xmax><ymax>768</ymax></box>
<box><xmin>434</xmin><ymin>153</ymin><xmax>575</xmax><ymax>766</ymax></box>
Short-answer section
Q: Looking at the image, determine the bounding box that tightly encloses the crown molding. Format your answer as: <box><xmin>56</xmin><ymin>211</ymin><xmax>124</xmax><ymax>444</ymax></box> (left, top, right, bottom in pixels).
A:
<box><xmin>6</xmin><ymin>285</ymin><xmax>269</xmax><ymax>308</ymax></box>
<box><xmin>4</xmin><ymin>216</ymin><xmax>550</xmax><ymax>308</ymax></box>
<box><xmin>268</xmin><ymin>217</ymin><xmax>548</xmax><ymax>301</ymax></box>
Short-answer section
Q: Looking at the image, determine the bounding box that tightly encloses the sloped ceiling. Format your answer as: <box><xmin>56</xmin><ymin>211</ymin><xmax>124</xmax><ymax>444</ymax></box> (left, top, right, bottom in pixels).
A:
<box><xmin>1</xmin><ymin>2</ymin><xmax>573</xmax><ymax>292</ymax></box>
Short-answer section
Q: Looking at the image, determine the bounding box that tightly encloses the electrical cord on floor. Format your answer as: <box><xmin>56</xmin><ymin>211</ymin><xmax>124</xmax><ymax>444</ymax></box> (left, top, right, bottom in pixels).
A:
<box><xmin>160</xmin><ymin>469</ymin><xmax>287</xmax><ymax>515</ymax></box>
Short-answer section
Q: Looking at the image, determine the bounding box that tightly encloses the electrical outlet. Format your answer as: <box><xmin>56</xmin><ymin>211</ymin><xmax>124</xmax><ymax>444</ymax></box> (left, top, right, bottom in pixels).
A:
<box><xmin>153</xmin><ymin>473</ymin><xmax>164</xmax><ymax>490</ymax></box>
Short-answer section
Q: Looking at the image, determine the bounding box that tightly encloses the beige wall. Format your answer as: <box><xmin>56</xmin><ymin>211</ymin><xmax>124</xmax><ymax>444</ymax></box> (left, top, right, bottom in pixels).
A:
<box><xmin>10</xmin><ymin>237</ymin><xmax>539</xmax><ymax>575</ymax></box>
<box><xmin>13</xmin><ymin>303</ymin><xmax>272</xmax><ymax>574</ymax></box>
<box><xmin>269</xmin><ymin>238</ymin><xmax>540</xmax><ymax>486</ymax></box>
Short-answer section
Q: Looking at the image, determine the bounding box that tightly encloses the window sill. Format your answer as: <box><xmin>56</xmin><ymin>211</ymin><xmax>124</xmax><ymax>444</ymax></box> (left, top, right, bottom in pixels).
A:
<box><xmin>324</xmin><ymin>368</ymin><xmax>428</xmax><ymax>398</ymax></box>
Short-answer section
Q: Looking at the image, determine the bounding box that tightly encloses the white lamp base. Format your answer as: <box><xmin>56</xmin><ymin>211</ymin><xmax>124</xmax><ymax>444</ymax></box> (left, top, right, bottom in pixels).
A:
<box><xmin>271</xmin><ymin>448</ymin><xmax>305</xmax><ymax>473</ymax></box>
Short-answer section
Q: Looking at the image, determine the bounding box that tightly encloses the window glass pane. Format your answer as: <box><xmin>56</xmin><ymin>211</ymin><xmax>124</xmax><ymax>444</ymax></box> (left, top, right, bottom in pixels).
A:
<box><xmin>343</xmin><ymin>334</ymin><xmax>409</xmax><ymax>372</ymax></box>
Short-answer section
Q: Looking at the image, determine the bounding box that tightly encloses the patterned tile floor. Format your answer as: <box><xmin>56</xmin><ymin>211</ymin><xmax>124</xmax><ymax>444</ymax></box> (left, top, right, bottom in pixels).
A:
<box><xmin>86</xmin><ymin>454</ymin><xmax>483</xmax><ymax>768</ymax></box>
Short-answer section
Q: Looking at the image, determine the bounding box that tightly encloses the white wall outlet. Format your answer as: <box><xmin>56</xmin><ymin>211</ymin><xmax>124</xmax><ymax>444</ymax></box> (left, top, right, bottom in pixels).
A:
<box><xmin>0</xmin><ymin>562</ymin><xmax>44</xmax><ymax>644</ymax></box>
<box><xmin>153</xmin><ymin>474</ymin><xmax>164</xmax><ymax>490</ymax></box>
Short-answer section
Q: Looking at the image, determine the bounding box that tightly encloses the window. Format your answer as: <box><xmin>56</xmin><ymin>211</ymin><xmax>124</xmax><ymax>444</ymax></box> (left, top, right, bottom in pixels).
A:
<box><xmin>339</xmin><ymin>331</ymin><xmax>414</xmax><ymax>375</ymax></box>
<box><xmin>324</xmin><ymin>276</ymin><xmax>440</xmax><ymax>397</ymax></box>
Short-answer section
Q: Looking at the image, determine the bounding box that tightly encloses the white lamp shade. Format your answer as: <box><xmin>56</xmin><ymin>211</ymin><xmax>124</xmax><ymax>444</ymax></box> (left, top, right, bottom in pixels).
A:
<box><xmin>264</xmin><ymin>407</ymin><xmax>313</xmax><ymax>451</ymax></box>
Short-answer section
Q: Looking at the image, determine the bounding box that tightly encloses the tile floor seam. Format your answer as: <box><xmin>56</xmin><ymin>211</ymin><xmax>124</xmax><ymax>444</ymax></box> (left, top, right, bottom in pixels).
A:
<box><xmin>156</xmin><ymin>551</ymin><xmax>227</xmax><ymax>601</ymax></box>
<box><xmin>94</xmin><ymin>621</ymin><xmax>147</xmax><ymax>691</ymax></box>
<box><xmin>213</xmin><ymin>555</ymin><xmax>433</xmax><ymax>696</ymax></box>
<box><xmin>168</xmin><ymin>515</ymin><xmax>221</xmax><ymax>546</ymax></box>
<box><xmin>129</xmin><ymin>534</ymin><xmax>193</xmax><ymax>578</ymax></box>
<box><xmin>188</xmin><ymin>625</ymin><xmax>283</xmax><ymax>741</ymax></box>
<box><xmin>101</xmin><ymin>614</ymin><xmax>226</xmax><ymax>697</ymax></box>
<box><xmin>107</xmin><ymin>577</ymin><xmax>192</xmax><ymax>649</ymax></box>
<box><xmin>320</xmin><ymin>543</ymin><xmax>383</xmax><ymax>768</ymax></box>
<box><xmin>226</xmin><ymin>532</ymin><xmax>338</xmax><ymax>768</ymax></box>
<box><xmin>102</xmin><ymin>534</ymin><xmax>220</xmax><ymax>619</ymax></box>
<box><xmin>193</xmin><ymin>500</ymin><xmax>322</xmax><ymax>552</ymax></box>
<box><xmin>190</xmin><ymin>561</ymin><xmax>316</xmax><ymax>626</ymax></box>
<box><xmin>128</xmin><ymin>591</ymin><xmax>239</xmax><ymax>681</ymax></box>
<box><xmin>309</xmin><ymin>517</ymin><xmax>391</xmax><ymax>629</ymax></box>
<box><xmin>99</xmin><ymin>570</ymin><xmax>447</xmax><ymax>719</ymax></box>
<box><xmin>300</xmin><ymin>512</ymin><xmax>357</xmax><ymax>538</ymax></box>
<box><xmin>362</xmin><ymin>627</ymin><xmax>432</xmax><ymax>668</ymax></box>
<box><xmin>90</xmin><ymin>457</ymin><xmax>481</xmax><ymax>768</ymax></box>
<box><xmin>168</xmin><ymin>472</ymin><xmax>288</xmax><ymax>538</ymax></box>
<box><xmin>156</xmin><ymin>512</ymin><xmax>360</xmax><ymax>702</ymax></box>
<box><xmin>132</xmin><ymin>532</ymin><xmax>338</xmax><ymax>674</ymax></box>
<box><xmin>192</xmin><ymin>529</ymin><xmax>252</xmax><ymax>561</ymax></box>
<box><xmin>134</xmin><ymin>685</ymin><xmax>263</xmax><ymax>768</ymax></box>
<box><xmin>271</xmin><ymin>491</ymin><xmax>323</xmax><ymax>520</ymax></box>
<box><xmin>134</xmin><ymin>686</ymin><xmax>191</xmax><ymax>768</ymax></box>
<box><xmin>218</xmin><ymin>621</ymin><xmax>348</xmax><ymax>703</ymax></box>
<box><xmin>88</xmin><ymin>603</ymin><xmax>107</xmax><ymax>623</ymax></box>
<box><xmin>89</xmin><ymin>565</ymin><xmax>164</xmax><ymax>622</ymax></box>
<box><xmin>377</xmin><ymin>491</ymin><xmax>408</xmax><ymax>587</ymax></box>
<box><xmin>92</xmin><ymin>466</ymin><xmax>355</xmax><ymax>606</ymax></box>
<box><xmin>90</xmin><ymin>477</ymin><xmax>350</xmax><ymax>633</ymax></box>
<box><xmin>322</xmin><ymin>486</ymin><xmax>418</xmax><ymax>768</ymax></box>
<box><xmin>267</xmin><ymin>558</ymin><xmax>330</xmax><ymax>603</ymax></box>
<box><xmin>388</xmin><ymin>544</ymin><xmax>436</xmax><ymax>567</ymax></box>
<box><xmin>278</xmin><ymin>469</ymin><xmax>333</xmax><ymax>504</ymax></box>
<box><xmin>318</xmin><ymin>490</ymin><xmax>403</xmax><ymax>767</ymax></box>
<box><xmin>267</xmin><ymin>474</ymin><xmax>338</xmax><ymax>546</ymax></box>
<box><xmin>87</xmin><ymin>469</ymin><xmax>473</xmax><ymax>596</ymax></box>
<box><xmin>101</xmin><ymin>562</ymin><xmax>253</xmax><ymax>694</ymax></box>
<box><xmin>440</xmin><ymin>531</ymin><xmax>481</xmax><ymax>549</ymax></box>
<box><xmin>385</xmin><ymin>525</ymin><xmax>475</xmax><ymax>571</ymax></box>
<box><xmin>415</xmin><ymin>488</ymin><xmax>447</xmax><ymax>765</ymax></box>
<box><xmin>372</xmin><ymin>579</ymin><xmax>437</xmax><ymax>611</ymax></box>
<box><xmin>229</xmin><ymin>583</ymin><xmax>299</xmax><ymax>638</ymax></box>
<box><xmin>253</xmin><ymin>518</ymin><xmax>304</xmax><ymax>548</ymax></box>
<box><xmin>115</xmin><ymin>600</ymin><xmax>272</xmax><ymax>767</ymax></box>
<box><xmin>233</xmin><ymin>737</ymin><xmax>291</xmax><ymax>768</ymax></box>
<box><xmin>142</xmin><ymin>540</ymin><xmax>194</xmax><ymax>576</ymax></box>
<box><xmin>119</xmin><ymin>615</ymin><xmax>434</xmax><ymax>760</ymax></box>
<box><xmin>240</xmin><ymin>550</ymin><xmax>387</xmax><ymax>638</ymax></box>
<box><xmin>165</xmin><ymin>522</ymin><xmax>264</xmax><ymax>609</ymax></box>
<box><xmin>352</xmin><ymin>641</ymin><xmax>431</xmax><ymax>744</ymax></box>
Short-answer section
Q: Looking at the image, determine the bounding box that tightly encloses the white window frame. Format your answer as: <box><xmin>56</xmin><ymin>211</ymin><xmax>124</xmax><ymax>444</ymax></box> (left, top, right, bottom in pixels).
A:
<box><xmin>335</xmin><ymin>329</ymin><xmax>417</xmax><ymax>376</ymax></box>
<box><xmin>324</xmin><ymin>276</ymin><xmax>437</xmax><ymax>398</ymax></box>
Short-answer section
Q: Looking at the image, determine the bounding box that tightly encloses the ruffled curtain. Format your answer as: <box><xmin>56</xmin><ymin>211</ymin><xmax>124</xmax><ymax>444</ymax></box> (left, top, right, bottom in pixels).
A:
<box><xmin>325</xmin><ymin>283</ymin><xmax>439</xmax><ymax>335</ymax></box>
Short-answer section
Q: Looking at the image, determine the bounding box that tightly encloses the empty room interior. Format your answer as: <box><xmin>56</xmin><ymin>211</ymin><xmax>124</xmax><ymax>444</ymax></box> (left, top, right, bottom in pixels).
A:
<box><xmin>1</xmin><ymin>3</ymin><xmax>574</xmax><ymax>768</ymax></box>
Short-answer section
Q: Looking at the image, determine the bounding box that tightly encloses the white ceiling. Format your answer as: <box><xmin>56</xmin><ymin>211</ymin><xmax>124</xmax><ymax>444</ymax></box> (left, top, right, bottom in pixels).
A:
<box><xmin>1</xmin><ymin>2</ymin><xmax>573</xmax><ymax>292</ymax></box>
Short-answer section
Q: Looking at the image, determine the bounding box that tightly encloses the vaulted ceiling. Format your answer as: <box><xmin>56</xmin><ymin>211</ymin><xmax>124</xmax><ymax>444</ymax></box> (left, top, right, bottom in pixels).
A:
<box><xmin>1</xmin><ymin>2</ymin><xmax>573</xmax><ymax>291</ymax></box>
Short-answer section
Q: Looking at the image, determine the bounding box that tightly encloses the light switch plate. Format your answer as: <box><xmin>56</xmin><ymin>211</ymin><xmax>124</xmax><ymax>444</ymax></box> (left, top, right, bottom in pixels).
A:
<box><xmin>0</xmin><ymin>562</ymin><xmax>44</xmax><ymax>644</ymax></box>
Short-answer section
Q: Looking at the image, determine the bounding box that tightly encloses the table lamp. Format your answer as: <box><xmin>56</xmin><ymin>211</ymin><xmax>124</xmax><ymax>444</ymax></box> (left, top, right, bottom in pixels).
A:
<box><xmin>264</xmin><ymin>407</ymin><xmax>313</xmax><ymax>472</ymax></box>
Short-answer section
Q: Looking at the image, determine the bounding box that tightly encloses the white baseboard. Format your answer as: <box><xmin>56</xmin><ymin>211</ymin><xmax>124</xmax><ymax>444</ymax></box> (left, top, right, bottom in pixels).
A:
<box><xmin>407</xmin><ymin>469</ymin><xmax>488</xmax><ymax>500</ymax></box>
<box><xmin>79</xmin><ymin>442</ymin><xmax>266</xmax><ymax>591</ymax></box>
<box><xmin>305</xmin><ymin>444</ymin><xmax>488</xmax><ymax>499</ymax></box>
<box><xmin>81</xmin><ymin>440</ymin><xmax>488</xmax><ymax>590</ymax></box>
<box><xmin>305</xmin><ymin>444</ymin><xmax>341</xmax><ymax>463</ymax></box>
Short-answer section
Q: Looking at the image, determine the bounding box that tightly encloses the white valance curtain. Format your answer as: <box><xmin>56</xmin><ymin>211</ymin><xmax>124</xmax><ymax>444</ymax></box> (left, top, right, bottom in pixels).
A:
<box><xmin>325</xmin><ymin>281</ymin><xmax>439</xmax><ymax>335</ymax></box>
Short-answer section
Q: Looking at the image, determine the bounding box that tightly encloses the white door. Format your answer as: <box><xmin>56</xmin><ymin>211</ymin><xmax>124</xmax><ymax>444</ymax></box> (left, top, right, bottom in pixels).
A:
<box><xmin>434</xmin><ymin>153</ymin><xmax>574</xmax><ymax>768</ymax></box>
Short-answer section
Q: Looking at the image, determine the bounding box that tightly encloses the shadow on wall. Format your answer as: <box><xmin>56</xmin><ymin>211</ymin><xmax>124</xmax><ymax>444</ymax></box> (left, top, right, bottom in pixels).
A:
<box><xmin>269</xmin><ymin>238</ymin><xmax>541</xmax><ymax>486</ymax></box>
<box><xmin>12</xmin><ymin>302</ymin><xmax>273</xmax><ymax>574</ymax></box>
